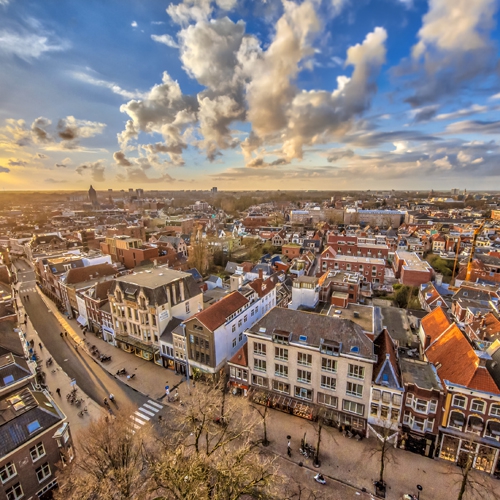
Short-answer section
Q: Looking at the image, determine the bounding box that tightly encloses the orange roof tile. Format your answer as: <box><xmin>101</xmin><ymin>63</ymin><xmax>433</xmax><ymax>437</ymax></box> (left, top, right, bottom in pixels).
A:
<box><xmin>421</xmin><ymin>306</ymin><xmax>451</xmax><ymax>343</ymax></box>
<box><xmin>228</xmin><ymin>343</ymin><xmax>248</xmax><ymax>367</ymax></box>
<box><xmin>425</xmin><ymin>324</ymin><xmax>500</xmax><ymax>393</ymax></box>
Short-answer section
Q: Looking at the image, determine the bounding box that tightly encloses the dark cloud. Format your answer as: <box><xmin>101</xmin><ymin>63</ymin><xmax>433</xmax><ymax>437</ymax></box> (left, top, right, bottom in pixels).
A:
<box><xmin>0</xmin><ymin>166</ymin><xmax>10</xmax><ymax>173</ymax></box>
<box><xmin>343</xmin><ymin>130</ymin><xmax>441</xmax><ymax>148</ymax></box>
<box><xmin>327</xmin><ymin>149</ymin><xmax>355</xmax><ymax>162</ymax></box>
<box><xmin>113</xmin><ymin>151</ymin><xmax>132</xmax><ymax>167</ymax></box>
<box><xmin>7</xmin><ymin>159</ymin><xmax>28</xmax><ymax>167</ymax></box>
<box><xmin>75</xmin><ymin>160</ymin><xmax>105</xmax><ymax>182</ymax></box>
<box><xmin>412</xmin><ymin>105</ymin><xmax>439</xmax><ymax>123</ymax></box>
<box><xmin>446</xmin><ymin>120</ymin><xmax>500</xmax><ymax>134</ymax></box>
<box><xmin>55</xmin><ymin>163</ymin><xmax>67</xmax><ymax>168</ymax></box>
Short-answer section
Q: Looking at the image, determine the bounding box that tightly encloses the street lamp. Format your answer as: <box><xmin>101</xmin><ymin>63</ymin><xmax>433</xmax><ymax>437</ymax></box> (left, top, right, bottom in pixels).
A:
<box><xmin>416</xmin><ymin>484</ymin><xmax>423</xmax><ymax>500</ymax></box>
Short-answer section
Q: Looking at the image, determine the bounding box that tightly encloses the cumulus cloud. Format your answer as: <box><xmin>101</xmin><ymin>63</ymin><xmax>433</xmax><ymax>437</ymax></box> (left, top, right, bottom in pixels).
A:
<box><xmin>113</xmin><ymin>150</ymin><xmax>133</xmax><ymax>167</ymax></box>
<box><xmin>76</xmin><ymin>160</ymin><xmax>106</xmax><ymax>181</ymax></box>
<box><xmin>116</xmin><ymin>168</ymin><xmax>175</xmax><ymax>184</ymax></box>
<box><xmin>167</xmin><ymin>0</ymin><xmax>237</xmax><ymax>26</ymax></box>
<box><xmin>0</xmin><ymin>166</ymin><xmax>10</xmax><ymax>173</ymax></box>
<box><xmin>326</xmin><ymin>148</ymin><xmax>355</xmax><ymax>162</ymax></box>
<box><xmin>7</xmin><ymin>158</ymin><xmax>27</xmax><ymax>167</ymax></box>
<box><xmin>131</xmin><ymin>21</ymin><xmax>138</xmax><ymax>27</ymax></box>
<box><xmin>151</xmin><ymin>34</ymin><xmax>179</xmax><ymax>48</ymax></box>
<box><xmin>403</xmin><ymin>0</ymin><xmax>498</xmax><ymax>106</ymax></box>
<box><xmin>57</xmin><ymin>116</ymin><xmax>106</xmax><ymax>149</ymax></box>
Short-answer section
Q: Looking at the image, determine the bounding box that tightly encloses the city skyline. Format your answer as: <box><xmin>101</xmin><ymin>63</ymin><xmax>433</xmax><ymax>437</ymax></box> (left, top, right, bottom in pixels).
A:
<box><xmin>1</xmin><ymin>0</ymin><xmax>500</xmax><ymax>191</ymax></box>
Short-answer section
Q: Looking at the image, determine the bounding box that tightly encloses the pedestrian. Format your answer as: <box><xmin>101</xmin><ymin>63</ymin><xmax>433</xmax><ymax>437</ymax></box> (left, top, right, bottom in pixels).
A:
<box><xmin>83</xmin><ymin>329</ymin><xmax>86</xmax><ymax>336</ymax></box>
<box><xmin>38</xmin><ymin>342</ymin><xmax>43</xmax><ymax>350</ymax></box>
<box><xmin>56</xmin><ymin>388</ymin><xmax>61</xmax><ymax>397</ymax></box>
<box><xmin>60</xmin><ymin>332</ymin><xmax>63</xmax><ymax>338</ymax></box>
<box><xmin>65</xmin><ymin>331</ymin><xmax>68</xmax><ymax>337</ymax></box>
<box><xmin>287</xmin><ymin>440</ymin><xmax>291</xmax><ymax>457</ymax></box>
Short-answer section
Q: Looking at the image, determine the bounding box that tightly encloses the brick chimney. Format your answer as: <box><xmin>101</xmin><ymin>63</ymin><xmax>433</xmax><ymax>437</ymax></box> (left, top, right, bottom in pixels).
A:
<box><xmin>258</xmin><ymin>268</ymin><xmax>263</xmax><ymax>280</ymax></box>
<box><xmin>424</xmin><ymin>335</ymin><xmax>431</xmax><ymax>351</ymax></box>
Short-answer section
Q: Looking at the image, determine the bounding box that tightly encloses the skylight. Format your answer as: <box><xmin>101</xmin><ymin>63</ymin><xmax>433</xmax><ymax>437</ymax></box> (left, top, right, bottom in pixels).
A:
<box><xmin>27</xmin><ymin>420</ymin><xmax>41</xmax><ymax>433</ymax></box>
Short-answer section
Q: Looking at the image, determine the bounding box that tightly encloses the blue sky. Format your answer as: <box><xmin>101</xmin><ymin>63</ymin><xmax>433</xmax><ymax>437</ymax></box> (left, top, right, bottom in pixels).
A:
<box><xmin>1</xmin><ymin>0</ymin><xmax>500</xmax><ymax>191</ymax></box>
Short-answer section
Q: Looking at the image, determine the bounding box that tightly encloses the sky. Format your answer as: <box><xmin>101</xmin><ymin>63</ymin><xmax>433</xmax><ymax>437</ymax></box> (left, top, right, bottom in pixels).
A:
<box><xmin>1</xmin><ymin>0</ymin><xmax>500</xmax><ymax>192</ymax></box>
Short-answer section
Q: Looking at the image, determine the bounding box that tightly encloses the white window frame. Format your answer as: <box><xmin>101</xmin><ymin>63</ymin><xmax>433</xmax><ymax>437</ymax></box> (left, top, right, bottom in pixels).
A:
<box><xmin>320</xmin><ymin>375</ymin><xmax>337</xmax><ymax>391</ymax></box>
<box><xmin>321</xmin><ymin>357</ymin><xmax>337</xmax><ymax>373</ymax></box>
<box><xmin>490</xmin><ymin>404</ymin><xmax>500</xmax><ymax>417</ymax></box>
<box><xmin>275</xmin><ymin>363</ymin><xmax>288</xmax><ymax>378</ymax></box>
<box><xmin>253</xmin><ymin>342</ymin><xmax>266</xmax><ymax>356</ymax></box>
<box><xmin>275</xmin><ymin>347</ymin><xmax>288</xmax><ymax>361</ymax></box>
<box><xmin>254</xmin><ymin>358</ymin><xmax>267</xmax><ymax>372</ymax></box>
<box><xmin>6</xmin><ymin>482</ymin><xmax>23</xmax><ymax>500</ymax></box>
<box><xmin>452</xmin><ymin>395</ymin><xmax>466</xmax><ymax>409</ymax></box>
<box><xmin>471</xmin><ymin>399</ymin><xmax>485</xmax><ymax>414</ymax></box>
<box><xmin>30</xmin><ymin>442</ymin><xmax>46</xmax><ymax>462</ymax></box>
<box><xmin>346</xmin><ymin>381</ymin><xmax>363</xmax><ymax>398</ymax></box>
<box><xmin>0</xmin><ymin>462</ymin><xmax>17</xmax><ymax>484</ymax></box>
<box><xmin>348</xmin><ymin>364</ymin><xmax>365</xmax><ymax>380</ymax></box>
<box><xmin>36</xmin><ymin>463</ymin><xmax>51</xmax><ymax>483</ymax></box>
<box><xmin>297</xmin><ymin>352</ymin><xmax>312</xmax><ymax>367</ymax></box>
<box><xmin>297</xmin><ymin>369</ymin><xmax>312</xmax><ymax>384</ymax></box>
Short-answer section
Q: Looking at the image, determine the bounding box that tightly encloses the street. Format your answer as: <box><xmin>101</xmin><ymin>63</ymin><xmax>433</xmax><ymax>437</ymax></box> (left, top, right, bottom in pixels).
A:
<box><xmin>14</xmin><ymin>260</ymin><xmax>167</xmax><ymax>428</ymax></box>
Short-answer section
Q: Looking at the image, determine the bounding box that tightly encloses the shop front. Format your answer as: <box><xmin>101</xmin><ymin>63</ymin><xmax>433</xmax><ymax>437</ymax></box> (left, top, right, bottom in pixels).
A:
<box><xmin>114</xmin><ymin>334</ymin><xmax>156</xmax><ymax>361</ymax></box>
<box><xmin>439</xmin><ymin>433</ymin><xmax>500</xmax><ymax>475</ymax></box>
<box><xmin>250</xmin><ymin>389</ymin><xmax>315</xmax><ymax>421</ymax></box>
<box><xmin>102</xmin><ymin>326</ymin><xmax>115</xmax><ymax>346</ymax></box>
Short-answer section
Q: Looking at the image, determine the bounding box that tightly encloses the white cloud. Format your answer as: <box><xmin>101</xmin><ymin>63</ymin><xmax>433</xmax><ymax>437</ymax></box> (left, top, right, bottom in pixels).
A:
<box><xmin>131</xmin><ymin>21</ymin><xmax>138</xmax><ymax>27</ymax></box>
<box><xmin>151</xmin><ymin>34</ymin><xmax>179</xmax><ymax>48</ymax></box>
<box><xmin>436</xmin><ymin>104</ymin><xmax>489</xmax><ymax>121</ymax></box>
<box><xmin>167</xmin><ymin>0</ymin><xmax>237</xmax><ymax>25</ymax></box>
<box><xmin>0</xmin><ymin>29</ymin><xmax>68</xmax><ymax>61</ymax></box>
<box><xmin>71</xmin><ymin>71</ymin><xmax>145</xmax><ymax>99</ymax></box>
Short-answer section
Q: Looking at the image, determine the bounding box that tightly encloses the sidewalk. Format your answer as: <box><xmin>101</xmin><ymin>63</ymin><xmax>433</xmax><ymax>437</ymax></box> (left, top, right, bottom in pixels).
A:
<box><xmin>37</xmin><ymin>289</ymin><xmax>189</xmax><ymax>404</ymax></box>
<box><xmin>13</xmin><ymin>288</ymin><xmax>103</xmax><ymax>435</ymax></box>
<box><xmin>263</xmin><ymin>407</ymin><xmax>500</xmax><ymax>500</ymax></box>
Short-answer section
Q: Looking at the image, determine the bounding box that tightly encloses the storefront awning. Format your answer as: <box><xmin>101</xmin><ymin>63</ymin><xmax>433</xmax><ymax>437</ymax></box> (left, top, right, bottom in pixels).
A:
<box><xmin>115</xmin><ymin>334</ymin><xmax>158</xmax><ymax>354</ymax></box>
<box><xmin>468</xmin><ymin>415</ymin><xmax>484</xmax><ymax>431</ymax></box>
<box><xmin>450</xmin><ymin>411</ymin><xmax>465</xmax><ymax>426</ymax></box>
<box><xmin>76</xmin><ymin>315</ymin><xmax>87</xmax><ymax>326</ymax></box>
<box><xmin>487</xmin><ymin>420</ymin><xmax>500</xmax><ymax>437</ymax></box>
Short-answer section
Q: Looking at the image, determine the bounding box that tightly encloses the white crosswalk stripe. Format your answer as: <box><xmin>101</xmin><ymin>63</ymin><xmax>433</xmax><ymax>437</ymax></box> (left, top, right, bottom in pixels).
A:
<box><xmin>129</xmin><ymin>400</ymin><xmax>162</xmax><ymax>432</ymax></box>
<box><xmin>147</xmin><ymin>400</ymin><xmax>163</xmax><ymax>410</ymax></box>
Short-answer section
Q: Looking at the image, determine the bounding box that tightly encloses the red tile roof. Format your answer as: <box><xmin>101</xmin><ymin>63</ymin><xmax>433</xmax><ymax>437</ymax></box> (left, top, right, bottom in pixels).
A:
<box><xmin>191</xmin><ymin>291</ymin><xmax>249</xmax><ymax>332</ymax></box>
<box><xmin>228</xmin><ymin>343</ymin><xmax>248</xmax><ymax>367</ymax></box>
<box><xmin>248</xmin><ymin>275</ymin><xmax>277</xmax><ymax>298</ymax></box>
<box><xmin>425</xmin><ymin>324</ymin><xmax>499</xmax><ymax>393</ymax></box>
<box><xmin>421</xmin><ymin>306</ymin><xmax>451</xmax><ymax>343</ymax></box>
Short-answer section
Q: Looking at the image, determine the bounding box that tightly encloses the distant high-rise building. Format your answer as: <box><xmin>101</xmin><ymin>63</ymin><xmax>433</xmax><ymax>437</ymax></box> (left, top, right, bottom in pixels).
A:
<box><xmin>211</xmin><ymin>187</ymin><xmax>217</xmax><ymax>194</ymax></box>
<box><xmin>128</xmin><ymin>188</ymin><xmax>134</xmax><ymax>193</ymax></box>
<box><xmin>108</xmin><ymin>188</ymin><xmax>113</xmax><ymax>192</ymax></box>
<box><xmin>88</xmin><ymin>185</ymin><xmax>99</xmax><ymax>207</ymax></box>
<box><xmin>451</xmin><ymin>188</ymin><xmax>459</xmax><ymax>195</ymax></box>
<box><xmin>136</xmin><ymin>188</ymin><xmax>144</xmax><ymax>198</ymax></box>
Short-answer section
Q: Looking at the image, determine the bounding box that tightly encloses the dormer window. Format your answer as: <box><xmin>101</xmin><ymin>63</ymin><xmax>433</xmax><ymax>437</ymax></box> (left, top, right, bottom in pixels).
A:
<box><xmin>320</xmin><ymin>341</ymin><xmax>341</xmax><ymax>356</ymax></box>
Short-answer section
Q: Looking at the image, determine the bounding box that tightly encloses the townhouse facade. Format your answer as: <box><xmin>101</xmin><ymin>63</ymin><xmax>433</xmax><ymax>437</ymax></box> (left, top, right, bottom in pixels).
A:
<box><xmin>245</xmin><ymin>308</ymin><xmax>376</xmax><ymax>434</ymax></box>
<box><xmin>319</xmin><ymin>251</ymin><xmax>385</xmax><ymax>284</ymax></box>
<box><xmin>108</xmin><ymin>267</ymin><xmax>203</xmax><ymax>364</ymax></box>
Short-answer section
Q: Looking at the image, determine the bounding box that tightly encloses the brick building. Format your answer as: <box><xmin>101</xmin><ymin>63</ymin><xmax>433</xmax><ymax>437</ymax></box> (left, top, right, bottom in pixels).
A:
<box><xmin>393</xmin><ymin>251</ymin><xmax>433</xmax><ymax>286</ymax></box>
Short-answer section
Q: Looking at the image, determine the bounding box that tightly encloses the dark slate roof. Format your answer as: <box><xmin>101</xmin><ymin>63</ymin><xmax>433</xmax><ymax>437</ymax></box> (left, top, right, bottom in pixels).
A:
<box><xmin>65</xmin><ymin>263</ymin><xmax>117</xmax><ymax>285</ymax></box>
<box><xmin>186</xmin><ymin>268</ymin><xmax>203</xmax><ymax>283</ymax></box>
<box><xmin>0</xmin><ymin>387</ymin><xmax>64</xmax><ymax>457</ymax></box>
<box><xmin>160</xmin><ymin>317</ymin><xmax>183</xmax><ymax>344</ymax></box>
<box><xmin>0</xmin><ymin>320</ymin><xmax>24</xmax><ymax>357</ymax></box>
<box><xmin>247</xmin><ymin>308</ymin><xmax>375</xmax><ymax>360</ymax></box>
<box><xmin>225</xmin><ymin>261</ymin><xmax>239</xmax><ymax>273</ymax></box>
<box><xmin>111</xmin><ymin>268</ymin><xmax>201</xmax><ymax>307</ymax></box>
<box><xmin>0</xmin><ymin>354</ymin><xmax>32</xmax><ymax>389</ymax></box>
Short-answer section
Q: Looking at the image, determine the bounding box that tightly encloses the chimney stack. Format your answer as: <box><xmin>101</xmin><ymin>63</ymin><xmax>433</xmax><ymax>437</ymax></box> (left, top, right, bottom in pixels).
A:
<box><xmin>259</xmin><ymin>268</ymin><xmax>263</xmax><ymax>280</ymax></box>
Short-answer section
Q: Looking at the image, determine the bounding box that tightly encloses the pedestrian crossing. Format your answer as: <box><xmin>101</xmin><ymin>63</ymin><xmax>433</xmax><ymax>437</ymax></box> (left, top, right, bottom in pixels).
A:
<box><xmin>22</xmin><ymin>287</ymin><xmax>36</xmax><ymax>293</ymax></box>
<box><xmin>130</xmin><ymin>399</ymin><xmax>163</xmax><ymax>432</ymax></box>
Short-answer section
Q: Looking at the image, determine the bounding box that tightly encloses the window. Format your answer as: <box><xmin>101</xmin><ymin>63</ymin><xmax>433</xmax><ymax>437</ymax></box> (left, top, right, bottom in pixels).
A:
<box><xmin>415</xmin><ymin>399</ymin><xmax>428</xmax><ymax>413</ymax></box>
<box><xmin>343</xmin><ymin>400</ymin><xmax>364</xmax><ymax>415</ymax></box>
<box><xmin>429</xmin><ymin>399</ymin><xmax>438</xmax><ymax>413</ymax></box>
<box><xmin>452</xmin><ymin>395</ymin><xmax>466</xmax><ymax>409</ymax></box>
<box><xmin>273</xmin><ymin>380</ymin><xmax>290</xmax><ymax>394</ymax></box>
<box><xmin>244</xmin><ymin>315</ymin><xmax>247</xmax><ymax>322</ymax></box>
<box><xmin>6</xmin><ymin>482</ymin><xmax>23</xmax><ymax>500</ymax></box>
<box><xmin>372</xmin><ymin>389</ymin><xmax>381</xmax><ymax>401</ymax></box>
<box><xmin>27</xmin><ymin>420</ymin><xmax>41</xmax><ymax>434</ymax></box>
<box><xmin>295</xmin><ymin>386</ymin><xmax>312</xmax><ymax>401</ymax></box>
<box><xmin>320</xmin><ymin>375</ymin><xmax>336</xmax><ymax>391</ymax></box>
<box><xmin>471</xmin><ymin>399</ymin><xmax>485</xmax><ymax>413</ymax></box>
<box><xmin>36</xmin><ymin>463</ymin><xmax>51</xmax><ymax>483</ymax></box>
<box><xmin>238</xmin><ymin>332</ymin><xmax>243</xmax><ymax>342</ymax></box>
<box><xmin>0</xmin><ymin>462</ymin><xmax>17</xmax><ymax>484</ymax></box>
<box><xmin>391</xmin><ymin>408</ymin><xmax>400</xmax><ymax>422</ymax></box>
<box><xmin>30</xmin><ymin>442</ymin><xmax>45</xmax><ymax>462</ymax></box>
<box><xmin>232</xmin><ymin>324</ymin><xmax>236</xmax><ymax>333</ymax></box>
<box><xmin>413</xmin><ymin>416</ymin><xmax>425</xmax><ymax>432</ymax></box>
<box><xmin>238</xmin><ymin>319</ymin><xmax>242</xmax><ymax>327</ymax></box>
<box><xmin>185</xmin><ymin>302</ymin><xmax>190</xmax><ymax>314</ymax></box>
<box><xmin>490</xmin><ymin>404</ymin><xmax>500</xmax><ymax>417</ymax></box>
<box><xmin>393</xmin><ymin>394</ymin><xmax>402</xmax><ymax>406</ymax></box>
<box><xmin>275</xmin><ymin>363</ymin><xmax>288</xmax><ymax>378</ymax></box>
<box><xmin>382</xmin><ymin>392</ymin><xmax>391</xmax><ymax>404</ymax></box>
<box><xmin>318</xmin><ymin>392</ymin><xmax>338</xmax><ymax>408</ymax></box>
<box><xmin>348</xmin><ymin>364</ymin><xmax>365</xmax><ymax>380</ymax></box>
<box><xmin>297</xmin><ymin>369</ymin><xmax>311</xmax><ymax>384</ymax></box>
<box><xmin>380</xmin><ymin>406</ymin><xmax>389</xmax><ymax>419</ymax></box>
<box><xmin>206</xmin><ymin>354</ymin><xmax>210</xmax><ymax>364</ymax></box>
<box><xmin>346</xmin><ymin>382</ymin><xmax>363</xmax><ymax>398</ymax></box>
<box><xmin>426</xmin><ymin>418</ymin><xmax>435</xmax><ymax>432</ymax></box>
<box><xmin>232</xmin><ymin>338</ymin><xmax>236</xmax><ymax>348</ymax></box>
<box><xmin>297</xmin><ymin>352</ymin><xmax>312</xmax><ymax>366</ymax></box>
<box><xmin>252</xmin><ymin>374</ymin><xmax>268</xmax><ymax>387</ymax></box>
<box><xmin>371</xmin><ymin>403</ymin><xmax>379</xmax><ymax>416</ymax></box>
<box><xmin>321</xmin><ymin>357</ymin><xmax>337</xmax><ymax>373</ymax></box>
<box><xmin>275</xmin><ymin>347</ymin><xmax>288</xmax><ymax>361</ymax></box>
<box><xmin>254</xmin><ymin>359</ymin><xmax>267</xmax><ymax>372</ymax></box>
<box><xmin>253</xmin><ymin>342</ymin><xmax>266</xmax><ymax>356</ymax></box>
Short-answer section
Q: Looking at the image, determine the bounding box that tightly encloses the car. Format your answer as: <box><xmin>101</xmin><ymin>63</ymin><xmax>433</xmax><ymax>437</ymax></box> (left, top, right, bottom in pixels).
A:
<box><xmin>334</xmin><ymin>310</ymin><xmax>342</xmax><ymax>315</ymax></box>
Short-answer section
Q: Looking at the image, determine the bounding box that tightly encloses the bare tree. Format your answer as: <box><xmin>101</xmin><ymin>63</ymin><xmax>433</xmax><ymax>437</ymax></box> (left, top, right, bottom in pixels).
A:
<box><xmin>251</xmin><ymin>395</ymin><xmax>271</xmax><ymax>446</ymax></box>
<box><xmin>149</xmin><ymin>385</ymin><xmax>281</xmax><ymax>499</ymax></box>
<box><xmin>55</xmin><ymin>409</ymin><xmax>151</xmax><ymax>500</ymax></box>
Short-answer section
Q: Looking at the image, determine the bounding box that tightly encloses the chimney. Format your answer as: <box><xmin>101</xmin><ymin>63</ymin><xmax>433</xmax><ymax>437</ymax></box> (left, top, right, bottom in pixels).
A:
<box><xmin>259</xmin><ymin>268</ymin><xmax>263</xmax><ymax>280</ymax></box>
<box><xmin>424</xmin><ymin>335</ymin><xmax>431</xmax><ymax>351</ymax></box>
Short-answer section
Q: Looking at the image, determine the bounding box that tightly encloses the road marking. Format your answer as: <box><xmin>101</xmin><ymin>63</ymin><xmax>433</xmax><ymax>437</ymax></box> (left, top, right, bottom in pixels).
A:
<box><xmin>131</xmin><ymin>415</ymin><xmax>147</xmax><ymax>425</ymax></box>
<box><xmin>132</xmin><ymin>423</ymin><xmax>141</xmax><ymax>430</ymax></box>
<box><xmin>134</xmin><ymin>411</ymin><xmax>150</xmax><ymax>421</ymax></box>
<box><xmin>143</xmin><ymin>403</ymin><xmax>160</xmax><ymax>413</ymax></box>
<box><xmin>137</xmin><ymin>407</ymin><xmax>155</xmax><ymax>417</ymax></box>
<box><xmin>147</xmin><ymin>400</ymin><xmax>163</xmax><ymax>410</ymax></box>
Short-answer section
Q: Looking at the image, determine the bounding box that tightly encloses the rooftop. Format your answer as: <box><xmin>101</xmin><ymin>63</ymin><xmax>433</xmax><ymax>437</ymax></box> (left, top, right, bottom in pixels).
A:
<box><xmin>328</xmin><ymin>303</ymin><xmax>374</xmax><ymax>334</ymax></box>
<box><xmin>399</xmin><ymin>358</ymin><xmax>443</xmax><ymax>391</ymax></box>
<box><xmin>114</xmin><ymin>266</ymin><xmax>191</xmax><ymax>287</ymax></box>
<box><xmin>379</xmin><ymin>307</ymin><xmax>413</xmax><ymax>347</ymax></box>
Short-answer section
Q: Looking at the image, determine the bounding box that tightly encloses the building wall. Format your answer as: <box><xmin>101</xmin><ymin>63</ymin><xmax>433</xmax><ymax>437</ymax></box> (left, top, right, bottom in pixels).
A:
<box><xmin>400</xmin><ymin>268</ymin><xmax>433</xmax><ymax>287</ymax></box>
<box><xmin>122</xmin><ymin>246</ymin><xmax>159</xmax><ymax>269</ymax></box>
